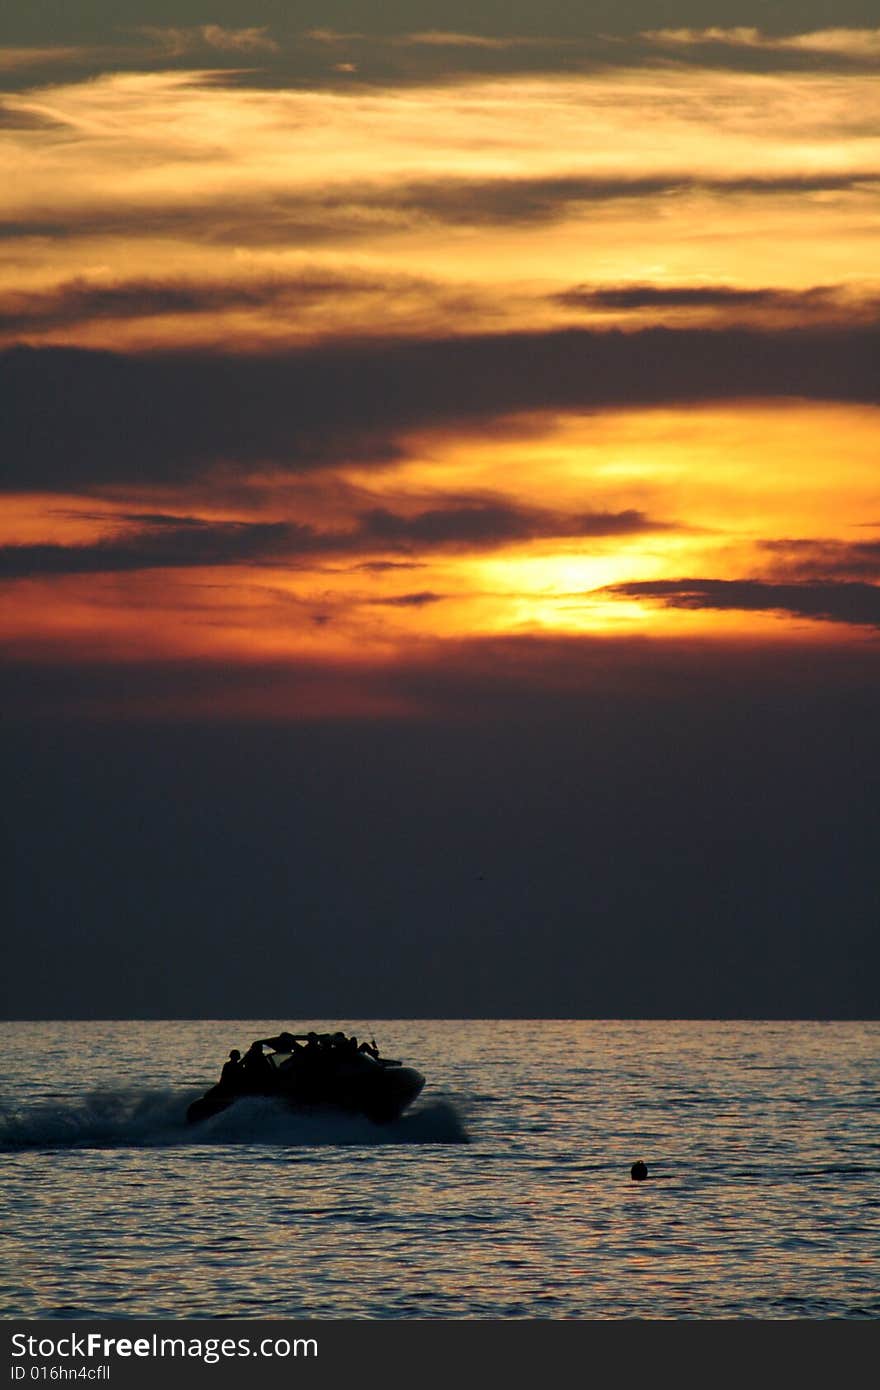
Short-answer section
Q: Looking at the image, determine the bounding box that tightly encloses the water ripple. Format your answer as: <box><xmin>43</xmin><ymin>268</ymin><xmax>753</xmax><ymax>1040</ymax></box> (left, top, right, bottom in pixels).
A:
<box><xmin>1</xmin><ymin>1018</ymin><xmax>877</xmax><ymax>1319</ymax></box>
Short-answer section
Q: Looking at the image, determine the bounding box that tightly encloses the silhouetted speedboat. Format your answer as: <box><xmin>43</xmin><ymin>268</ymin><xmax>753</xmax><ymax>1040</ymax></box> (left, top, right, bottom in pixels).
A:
<box><xmin>186</xmin><ymin>1031</ymin><xmax>425</xmax><ymax>1127</ymax></box>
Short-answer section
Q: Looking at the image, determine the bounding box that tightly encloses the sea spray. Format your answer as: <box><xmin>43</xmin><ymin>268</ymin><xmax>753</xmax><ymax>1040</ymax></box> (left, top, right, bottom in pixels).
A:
<box><xmin>0</xmin><ymin>1089</ymin><xmax>191</xmax><ymax>1149</ymax></box>
<box><xmin>0</xmin><ymin>1090</ymin><xmax>469</xmax><ymax>1150</ymax></box>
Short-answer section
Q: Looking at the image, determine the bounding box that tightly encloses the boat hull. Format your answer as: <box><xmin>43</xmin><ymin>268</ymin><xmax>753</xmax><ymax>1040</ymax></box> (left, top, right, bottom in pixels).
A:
<box><xmin>186</xmin><ymin>1057</ymin><xmax>425</xmax><ymax>1127</ymax></box>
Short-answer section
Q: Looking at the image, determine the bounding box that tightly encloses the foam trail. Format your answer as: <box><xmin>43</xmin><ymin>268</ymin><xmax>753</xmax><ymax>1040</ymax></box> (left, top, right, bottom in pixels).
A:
<box><xmin>0</xmin><ymin>1090</ymin><xmax>469</xmax><ymax>1149</ymax></box>
<box><xmin>0</xmin><ymin>1090</ymin><xmax>193</xmax><ymax>1149</ymax></box>
<box><xmin>196</xmin><ymin>1096</ymin><xmax>470</xmax><ymax>1145</ymax></box>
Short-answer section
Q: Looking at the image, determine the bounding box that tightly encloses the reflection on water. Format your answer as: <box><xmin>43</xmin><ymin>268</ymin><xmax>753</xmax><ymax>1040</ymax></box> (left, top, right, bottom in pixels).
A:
<box><xmin>2</xmin><ymin>1019</ymin><xmax>878</xmax><ymax>1318</ymax></box>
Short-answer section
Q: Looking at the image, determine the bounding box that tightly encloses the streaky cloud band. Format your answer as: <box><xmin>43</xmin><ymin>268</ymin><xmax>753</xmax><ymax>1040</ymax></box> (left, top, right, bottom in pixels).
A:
<box><xmin>2</xmin><ymin>324</ymin><xmax>878</xmax><ymax>490</ymax></box>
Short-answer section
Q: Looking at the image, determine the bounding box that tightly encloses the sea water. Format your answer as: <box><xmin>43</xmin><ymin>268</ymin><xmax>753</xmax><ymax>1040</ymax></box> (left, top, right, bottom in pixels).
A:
<box><xmin>1</xmin><ymin>1019</ymin><xmax>877</xmax><ymax>1319</ymax></box>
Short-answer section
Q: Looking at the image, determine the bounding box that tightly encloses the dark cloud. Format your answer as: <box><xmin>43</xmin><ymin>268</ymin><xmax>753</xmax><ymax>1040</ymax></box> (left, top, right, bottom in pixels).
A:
<box><xmin>396</xmin><ymin>173</ymin><xmax>880</xmax><ymax>229</ymax></box>
<box><xmin>0</xmin><ymin>276</ymin><xmax>306</xmax><ymax>332</ymax></box>
<box><xmin>0</xmin><ymin>517</ymin><xmax>303</xmax><ymax>577</ymax></box>
<box><xmin>358</xmin><ymin>504</ymin><xmax>664</xmax><ymax>548</ymax></box>
<box><xmin>278</xmin><ymin>26</ymin><xmax>880</xmax><ymax>83</ymax></box>
<box><xmin>1</xmin><ymin>172</ymin><xmax>874</xmax><ymax>247</ymax></box>
<box><xmin>0</xmin><ymin>221</ymin><xmax>70</xmax><ymax>240</ymax></box>
<box><xmin>0</xmin><ymin>269</ymin><xmax>454</xmax><ymax>335</ymax></box>
<box><xmin>0</xmin><ymin>29</ymin><xmax>588</xmax><ymax>93</ymax></box>
<box><xmin>606</xmin><ymin>577</ymin><xmax>880</xmax><ymax>629</ymax></box>
<box><xmin>3</xmin><ymin>324</ymin><xmax>878</xmax><ymax>491</ymax></box>
<box><xmin>354</xmin><ymin>560</ymin><xmax>424</xmax><ymax>572</ymax></box>
<box><xmin>759</xmin><ymin>537</ymin><xmax>880</xmax><ymax>581</ymax></box>
<box><xmin>370</xmin><ymin>590</ymin><xmax>445</xmax><ymax>606</ymax></box>
<box><xmin>4</xmin><ymin>16</ymin><xmax>880</xmax><ymax>99</ymax></box>
<box><xmin>554</xmin><ymin>282</ymin><xmax>865</xmax><ymax>316</ymax></box>
<box><xmin>0</xmin><ymin>501</ymin><xmax>669</xmax><ymax>578</ymax></box>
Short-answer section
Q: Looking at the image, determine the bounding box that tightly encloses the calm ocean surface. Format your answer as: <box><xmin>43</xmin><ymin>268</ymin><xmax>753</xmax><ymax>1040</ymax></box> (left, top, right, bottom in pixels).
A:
<box><xmin>1</xmin><ymin>1019</ymin><xmax>877</xmax><ymax>1320</ymax></box>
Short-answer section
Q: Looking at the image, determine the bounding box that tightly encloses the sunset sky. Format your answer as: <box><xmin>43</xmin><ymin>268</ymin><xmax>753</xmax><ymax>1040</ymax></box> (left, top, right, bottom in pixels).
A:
<box><xmin>3</xmin><ymin>3</ymin><xmax>878</xmax><ymax>1019</ymax></box>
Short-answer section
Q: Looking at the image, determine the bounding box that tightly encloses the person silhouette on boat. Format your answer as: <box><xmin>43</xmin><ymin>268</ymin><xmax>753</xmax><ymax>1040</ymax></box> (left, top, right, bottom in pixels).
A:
<box><xmin>219</xmin><ymin>1049</ymin><xmax>242</xmax><ymax>1090</ymax></box>
<box><xmin>241</xmin><ymin>1040</ymin><xmax>273</xmax><ymax>1089</ymax></box>
<box><xmin>296</xmin><ymin>1032</ymin><xmax>323</xmax><ymax>1076</ymax></box>
<box><xmin>358</xmin><ymin>1038</ymin><xmax>380</xmax><ymax>1059</ymax></box>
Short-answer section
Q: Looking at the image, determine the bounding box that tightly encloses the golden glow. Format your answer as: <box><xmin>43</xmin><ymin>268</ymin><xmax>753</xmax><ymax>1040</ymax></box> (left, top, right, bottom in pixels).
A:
<box><xmin>2</xmin><ymin>402</ymin><xmax>877</xmax><ymax>664</ymax></box>
<box><xmin>2</xmin><ymin>64</ymin><xmax>879</xmax><ymax>351</ymax></box>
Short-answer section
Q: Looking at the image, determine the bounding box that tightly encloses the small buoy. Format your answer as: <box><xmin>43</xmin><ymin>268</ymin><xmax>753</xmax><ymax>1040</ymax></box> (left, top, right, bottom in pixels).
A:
<box><xmin>630</xmin><ymin>1161</ymin><xmax>648</xmax><ymax>1181</ymax></box>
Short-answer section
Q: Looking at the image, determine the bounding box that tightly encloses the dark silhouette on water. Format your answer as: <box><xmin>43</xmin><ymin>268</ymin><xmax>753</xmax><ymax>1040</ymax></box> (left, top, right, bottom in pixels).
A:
<box><xmin>187</xmin><ymin>1028</ymin><xmax>425</xmax><ymax>1127</ymax></box>
<box><xmin>241</xmin><ymin>1040</ymin><xmax>273</xmax><ymax>1085</ymax></box>
<box><xmin>219</xmin><ymin>1049</ymin><xmax>241</xmax><ymax>1089</ymax></box>
<box><xmin>631</xmin><ymin>1161</ymin><xmax>648</xmax><ymax>1181</ymax></box>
